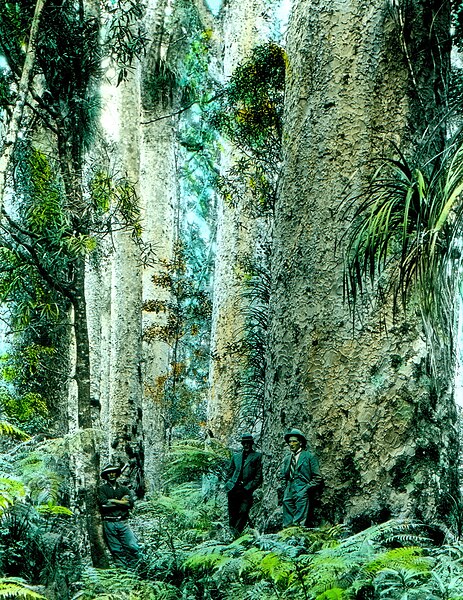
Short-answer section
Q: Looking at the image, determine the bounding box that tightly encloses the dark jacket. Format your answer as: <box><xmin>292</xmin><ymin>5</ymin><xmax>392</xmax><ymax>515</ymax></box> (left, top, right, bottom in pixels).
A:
<box><xmin>280</xmin><ymin>449</ymin><xmax>322</xmax><ymax>493</ymax></box>
<box><xmin>97</xmin><ymin>481</ymin><xmax>134</xmax><ymax>519</ymax></box>
<box><xmin>224</xmin><ymin>450</ymin><xmax>263</xmax><ymax>493</ymax></box>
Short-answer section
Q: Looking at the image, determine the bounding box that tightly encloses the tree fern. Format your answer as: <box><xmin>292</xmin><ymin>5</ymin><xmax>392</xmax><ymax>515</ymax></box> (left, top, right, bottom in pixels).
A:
<box><xmin>164</xmin><ymin>439</ymin><xmax>230</xmax><ymax>484</ymax></box>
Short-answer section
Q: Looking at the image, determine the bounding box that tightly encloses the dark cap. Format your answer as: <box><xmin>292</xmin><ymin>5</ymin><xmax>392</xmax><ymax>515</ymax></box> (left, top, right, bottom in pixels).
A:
<box><xmin>284</xmin><ymin>428</ymin><xmax>307</xmax><ymax>446</ymax></box>
<box><xmin>241</xmin><ymin>433</ymin><xmax>254</xmax><ymax>443</ymax></box>
<box><xmin>101</xmin><ymin>464</ymin><xmax>122</xmax><ymax>478</ymax></box>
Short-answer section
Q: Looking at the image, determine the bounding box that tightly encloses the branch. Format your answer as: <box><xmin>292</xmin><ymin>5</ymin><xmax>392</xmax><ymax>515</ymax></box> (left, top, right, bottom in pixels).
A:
<box><xmin>141</xmin><ymin>101</ymin><xmax>198</xmax><ymax>124</ymax></box>
<box><xmin>0</xmin><ymin>222</ymin><xmax>74</xmax><ymax>303</ymax></box>
<box><xmin>0</xmin><ymin>0</ymin><xmax>48</xmax><ymax>213</ymax></box>
<box><xmin>141</xmin><ymin>93</ymin><xmax>220</xmax><ymax>124</ymax></box>
<box><xmin>2</xmin><ymin>208</ymin><xmax>41</xmax><ymax>241</ymax></box>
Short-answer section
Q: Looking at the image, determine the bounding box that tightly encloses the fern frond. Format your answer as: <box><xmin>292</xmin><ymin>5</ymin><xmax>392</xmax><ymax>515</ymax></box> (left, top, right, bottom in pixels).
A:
<box><xmin>257</xmin><ymin>551</ymin><xmax>294</xmax><ymax>585</ymax></box>
<box><xmin>165</xmin><ymin>439</ymin><xmax>230</xmax><ymax>484</ymax></box>
<box><xmin>184</xmin><ymin>551</ymin><xmax>231</xmax><ymax>571</ymax></box>
<box><xmin>315</xmin><ymin>589</ymin><xmax>345</xmax><ymax>600</ymax></box>
<box><xmin>0</xmin><ymin>578</ymin><xmax>47</xmax><ymax>599</ymax></box>
<box><xmin>36</xmin><ymin>503</ymin><xmax>73</xmax><ymax>516</ymax></box>
<box><xmin>341</xmin><ymin>519</ymin><xmax>425</xmax><ymax>548</ymax></box>
<box><xmin>78</xmin><ymin>567</ymin><xmax>180</xmax><ymax>599</ymax></box>
<box><xmin>0</xmin><ymin>421</ymin><xmax>29</xmax><ymax>440</ymax></box>
<box><xmin>365</xmin><ymin>546</ymin><xmax>432</xmax><ymax>575</ymax></box>
<box><xmin>0</xmin><ymin>476</ymin><xmax>26</xmax><ymax>511</ymax></box>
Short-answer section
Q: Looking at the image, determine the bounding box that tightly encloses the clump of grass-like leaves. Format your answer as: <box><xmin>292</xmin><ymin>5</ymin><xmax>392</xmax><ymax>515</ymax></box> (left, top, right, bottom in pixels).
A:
<box><xmin>343</xmin><ymin>140</ymin><xmax>463</xmax><ymax>379</ymax></box>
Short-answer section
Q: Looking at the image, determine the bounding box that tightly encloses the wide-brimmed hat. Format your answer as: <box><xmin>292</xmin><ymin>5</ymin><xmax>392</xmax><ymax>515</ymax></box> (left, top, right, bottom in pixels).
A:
<box><xmin>240</xmin><ymin>433</ymin><xmax>254</xmax><ymax>443</ymax></box>
<box><xmin>284</xmin><ymin>428</ymin><xmax>307</xmax><ymax>446</ymax></box>
<box><xmin>101</xmin><ymin>464</ymin><xmax>122</xmax><ymax>478</ymax></box>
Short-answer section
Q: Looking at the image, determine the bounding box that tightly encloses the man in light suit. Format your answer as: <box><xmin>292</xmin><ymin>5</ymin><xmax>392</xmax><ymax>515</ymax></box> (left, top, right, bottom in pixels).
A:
<box><xmin>224</xmin><ymin>433</ymin><xmax>263</xmax><ymax>534</ymax></box>
<box><xmin>279</xmin><ymin>428</ymin><xmax>322</xmax><ymax>528</ymax></box>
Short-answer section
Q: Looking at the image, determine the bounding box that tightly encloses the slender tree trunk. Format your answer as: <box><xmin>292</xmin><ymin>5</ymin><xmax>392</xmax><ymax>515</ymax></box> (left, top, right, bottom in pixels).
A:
<box><xmin>56</xmin><ymin>130</ymin><xmax>109</xmax><ymax>565</ymax></box>
<box><xmin>73</xmin><ymin>260</ymin><xmax>109</xmax><ymax>567</ymax></box>
<box><xmin>0</xmin><ymin>0</ymin><xmax>47</xmax><ymax>211</ymax></box>
<box><xmin>73</xmin><ymin>260</ymin><xmax>95</xmax><ymax>430</ymax></box>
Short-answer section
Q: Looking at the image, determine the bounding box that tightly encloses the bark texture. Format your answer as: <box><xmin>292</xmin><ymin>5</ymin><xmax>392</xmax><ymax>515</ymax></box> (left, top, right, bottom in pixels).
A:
<box><xmin>207</xmin><ymin>0</ymin><xmax>280</xmax><ymax>442</ymax></box>
<box><xmin>263</xmin><ymin>0</ymin><xmax>458</xmax><ymax>526</ymax></box>
<box><xmin>107</xmin><ymin>71</ymin><xmax>144</xmax><ymax>476</ymax></box>
<box><xmin>137</xmin><ymin>0</ymin><xmax>178</xmax><ymax>491</ymax></box>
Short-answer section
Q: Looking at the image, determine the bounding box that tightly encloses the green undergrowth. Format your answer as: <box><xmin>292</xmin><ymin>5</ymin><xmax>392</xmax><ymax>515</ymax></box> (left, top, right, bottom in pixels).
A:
<box><xmin>79</xmin><ymin>498</ymin><xmax>463</xmax><ymax>599</ymax></box>
<box><xmin>73</xmin><ymin>441</ymin><xmax>463</xmax><ymax>599</ymax></box>
<box><xmin>2</xmin><ymin>438</ymin><xmax>463</xmax><ymax>599</ymax></box>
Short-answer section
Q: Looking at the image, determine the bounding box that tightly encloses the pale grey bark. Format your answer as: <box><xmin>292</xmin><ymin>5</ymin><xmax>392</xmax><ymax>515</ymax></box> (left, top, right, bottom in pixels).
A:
<box><xmin>85</xmin><ymin>255</ymin><xmax>111</xmax><ymax>447</ymax></box>
<box><xmin>138</xmin><ymin>0</ymin><xmax>178</xmax><ymax>491</ymax></box>
<box><xmin>207</xmin><ymin>0</ymin><xmax>281</xmax><ymax>443</ymax></box>
<box><xmin>0</xmin><ymin>0</ymin><xmax>47</xmax><ymax>212</ymax></box>
<box><xmin>263</xmin><ymin>0</ymin><xmax>457</xmax><ymax>525</ymax></box>
<box><xmin>139</xmin><ymin>115</ymin><xmax>176</xmax><ymax>491</ymax></box>
<box><xmin>107</xmin><ymin>70</ymin><xmax>144</xmax><ymax>472</ymax></box>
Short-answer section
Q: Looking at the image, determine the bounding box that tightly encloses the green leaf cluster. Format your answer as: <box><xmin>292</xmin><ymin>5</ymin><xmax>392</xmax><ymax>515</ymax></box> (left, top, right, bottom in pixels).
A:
<box><xmin>210</xmin><ymin>42</ymin><xmax>285</xmax><ymax>216</ymax></box>
<box><xmin>0</xmin><ymin>577</ymin><xmax>47</xmax><ymax>599</ymax></box>
<box><xmin>0</xmin><ymin>436</ymin><xmax>82</xmax><ymax>591</ymax></box>
<box><xmin>342</xmin><ymin>140</ymin><xmax>463</xmax><ymax>382</ymax></box>
<box><xmin>211</xmin><ymin>42</ymin><xmax>285</xmax><ymax>155</ymax></box>
<box><xmin>143</xmin><ymin>240</ymin><xmax>212</xmax><ymax>437</ymax></box>
<box><xmin>1</xmin><ymin>392</ymin><xmax>47</xmax><ymax>424</ymax></box>
<box><xmin>102</xmin><ymin>0</ymin><xmax>149</xmax><ymax>86</ymax></box>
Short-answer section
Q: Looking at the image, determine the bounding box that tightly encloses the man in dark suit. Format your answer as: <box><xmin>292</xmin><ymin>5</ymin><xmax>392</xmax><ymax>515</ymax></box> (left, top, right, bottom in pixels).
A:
<box><xmin>279</xmin><ymin>428</ymin><xmax>322</xmax><ymax>527</ymax></box>
<box><xmin>224</xmin><ymin>433</ymin><xmax>263</xmax><ymax>534</ymax></box>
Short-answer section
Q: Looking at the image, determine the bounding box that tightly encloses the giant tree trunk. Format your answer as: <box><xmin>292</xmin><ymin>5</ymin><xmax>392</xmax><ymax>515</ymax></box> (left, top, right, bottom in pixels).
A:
<box><xmin>137</xmin><ymin>0</ymin><xmax>187</xmax><ymax>491</ymax></box>
<box><xmin>138</xmin><ymin>114</ymin><xmax>176</xmax><ymax>492</ymax></box>
<box><xmin>263</xmin><ymin>0</ymin><xmax>458</xmax><ymax>526</ymax></box>
<box><xmin>106</xmin><ymin>71</ymin><xmax>145</xmax><ymax>478</ymax></box>
<box><xmin>207</xmin><ymin>0</ymin><xmax>282</xmax><ymax>443</ymax></box>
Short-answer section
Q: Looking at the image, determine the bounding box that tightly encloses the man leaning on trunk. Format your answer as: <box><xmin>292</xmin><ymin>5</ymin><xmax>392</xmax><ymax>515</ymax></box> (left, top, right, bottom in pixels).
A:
<box><xmin>97</xmin><ymin>464</ymin><xmax>142</xmax><ymax>568</ymax></box>
<box><xmin>279</xmin><ymin>428</ymin><xmax>322</xmax><ymax>528</ymax></box>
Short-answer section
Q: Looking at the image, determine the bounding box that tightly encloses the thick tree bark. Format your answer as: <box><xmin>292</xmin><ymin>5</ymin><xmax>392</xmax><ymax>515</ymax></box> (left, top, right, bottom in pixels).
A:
<box><xmin>207</xmin><ymin>0</ymin><xmax>281</xmax><ymax>443</ymax></box>
<box><xmin>136</xmin><ymin>0</ymin><xmax>185</xmax><ymax>491</ymax></box>
<box><xmin>263</xmin><ymin>0</ymin><xmax>458</xmax><ymax>526</ymax></box>
<box><xmin>106</xmin><ymin>70</ymin><xmax>144</xmax><ymax>479</ymax></box>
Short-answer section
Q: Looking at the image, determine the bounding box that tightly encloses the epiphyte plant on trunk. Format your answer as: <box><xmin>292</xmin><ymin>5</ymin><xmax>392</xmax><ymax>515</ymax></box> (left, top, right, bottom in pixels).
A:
<box><xmin>210</xmin><ymin>41</ymin><xmax>285</xmax><ymax>217</ymax></box>
<box><xmin>342</xmin><ymin>139</ymin><xmax>463</xmax><ymax>384</ymax></box>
